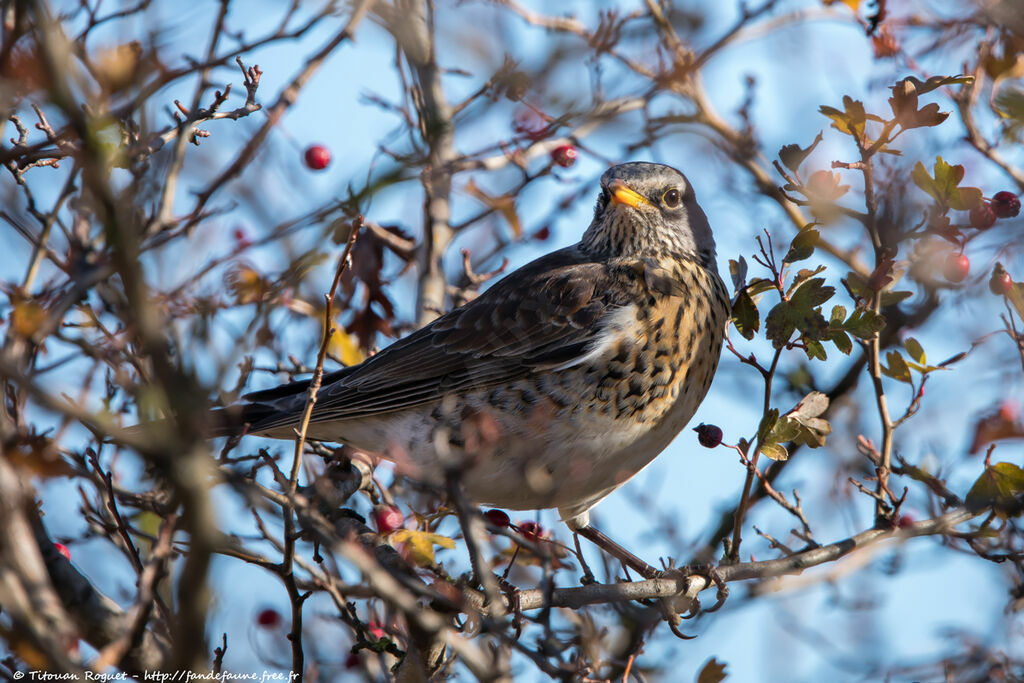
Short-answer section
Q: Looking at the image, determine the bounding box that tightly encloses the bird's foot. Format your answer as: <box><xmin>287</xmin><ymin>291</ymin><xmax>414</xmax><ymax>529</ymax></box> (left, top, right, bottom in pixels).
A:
<box><xmin>650</xmin><ymin>562</ymin><xmax>729</xmax><ymax>617</ymax></box>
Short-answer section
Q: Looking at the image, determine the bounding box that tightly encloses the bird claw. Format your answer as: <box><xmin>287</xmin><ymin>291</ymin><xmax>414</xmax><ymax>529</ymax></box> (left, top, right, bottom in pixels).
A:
<box><xmin>653</xmin><ymin>562</ymin><xmax>730</xmax><ymax>616</ymax></box>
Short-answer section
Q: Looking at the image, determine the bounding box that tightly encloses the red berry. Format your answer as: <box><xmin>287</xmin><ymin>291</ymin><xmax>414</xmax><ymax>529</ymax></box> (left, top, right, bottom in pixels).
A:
<box><xmin>232</xmin><ymin>227</ymin><xmax>252</xmax><ymax>249</ymax></box>
<box><xmin>991</xmin><ymin>191</ymin><xmax>1021</xmax><ymax>219</ymax></box>
<box><xmin>484</xmin><ymin>509</ymin><xmax>510</xmax><ymax>528</ymax></box>
<box><xmin>968</xmin><ymin>202</ymin><xmax>997</xmax><ymax>230</ymax></box>
<box><xmin>512</xmin><ymin>108</ymin><xmax>549</xmax><ymax>141</ymax></box>
<box><xmin>533</xmin><ymin>226</ymin><xmax>551</xmax><ymax>241</ymax></box>
<box><xmin>897</xmin><ymin>514</ymin><xmax>915</xmax><ymax>529</ymax></box>
<box><xmin>54</xmin><ymin>543</ymin><xmax>70</xmax><ymax>560</ymax></box>
<box><xmin>517</xmin><ymin>521</ymin><xmax>543</xmax><ymax>542</ymax></box>
<box><xmin>694</xmin><ymin>423</ymin><xmax>723</xmax><ymax>448</ymax></box>
<box><xmin>256</xmin><ymin>608</ymin><xmax>282</xmax><ymax>628</ymax></box>
<box><xmin>551</xmin><ymin>145</ymin><xmax>577</xmax><ymax>168</ymax></box>
<box><xmin>943</xmin><ymin>253</ymin><xmax>970</xmax><ymax>283</ymax></box>
<box><xmin>372</xmin><ymin>505</ymin><xmax>404</xmax><ymax>534</ymax></box>
<box><xmin>990</xmin><ymin>269</ymin><xmax>1013</xmax><ymax>296</ymax></box>
<box><xmin>344</xmin><ymin>653</ymin><xmax>361</xmax><ymax>669</ymax></box>
<box><xmin>304</xmin><ymin>144</ymin><xmax>331</xmax><ymax>170</ymax></box>
<box><xmin>367</xmin><ymin>622</ymin><xmax>387</xmax><ymax>640</ymax></box>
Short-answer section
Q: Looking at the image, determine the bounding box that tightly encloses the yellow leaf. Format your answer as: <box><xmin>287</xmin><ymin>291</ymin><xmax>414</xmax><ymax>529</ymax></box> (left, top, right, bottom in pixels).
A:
<box><xmin>390</xmin><ymin>529</ymin><xmax>455</xmax><ymax>565</ymax></box>
<box><xmin>329</xmin><ymin>325</ymin><xmax>364</xmax><ymax>366</ymax></box>
<box><xmin>224</xmin><ymin>263</ymin><xmax>269</xmax><ymax>305</ymax></box>
<box><xmin>11</xmin><ymin>301</ymin><xmax>47</xmax><ymax>338</ymax></box>
<box><xmin>842</xmin><ymin>0</ymin><xmax>859</xmax><ymax>10</ymax></box>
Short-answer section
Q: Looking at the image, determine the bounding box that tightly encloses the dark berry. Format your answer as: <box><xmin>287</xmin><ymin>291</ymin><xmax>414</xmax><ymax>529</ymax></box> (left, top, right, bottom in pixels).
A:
<box><xmin>372</xmin><ymin>505</ymin><xmax>404</xmax><ymax>534</ymax></box>
<box><xmin>484</xmin><ymin>509</ymin><xmax>510</xmax><ymax>528</ymax></box>
<box><xmin>533</xmin><ymin>226</ymin><xmax>551</xmax><ymax>241</ymax></box>
<box><xmin>991</xmin><ymin>191</ymin><xmax>1021</xmax><ymax>219</ymax></box>
<box><xmin>344</xmin><ymin>653</ymin><xmax>361</xmax><ymax>669</ymax></box>
<box><xmin>518</xmin><ymin>521</ymin><xmax>543</xmax><ymax>542</ymax></box>
<box><xmin>551</xmin><ymin>145</ymin><xmax>578</xmax><ymax>168</ymax></box>
<box><xmin>943</xmin><ymin>253</ymin><xmax>970</xmax><ymax>283</ymax></box>
<box><xmin>54</xmin><ymin>543</ymin><xmax>71</xmax><ymax>560</ymax></box>
<box><xmin>256</xmin><ymin>608</ymin><xmax>282</xmax><ymax>628</ymax></box>
<box><xmin>694</xmin><ymin>423</ymin><xmax>723</xmax><ymax>448</ymax></box>
<box><xmin>990</xmin><ymin>269</ymin><xmax>1013</xmax><ymax>296</ymax></box>
<box><xmin>968</xmin><ymin>202</ymin><xmax>997</xmax><ymax>230</ymax></box>
<box><xmin>304</xmin><ymin>144</ymin><xmax>331</xmax><ymax>170</ymax></box>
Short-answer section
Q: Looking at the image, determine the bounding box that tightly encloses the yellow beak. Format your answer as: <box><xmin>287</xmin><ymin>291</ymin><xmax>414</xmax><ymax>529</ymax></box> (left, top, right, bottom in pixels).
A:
<box><xmin>608</xmin><ymin>179</ymin><xmax>651</xmax><ymax>209</ymax></box>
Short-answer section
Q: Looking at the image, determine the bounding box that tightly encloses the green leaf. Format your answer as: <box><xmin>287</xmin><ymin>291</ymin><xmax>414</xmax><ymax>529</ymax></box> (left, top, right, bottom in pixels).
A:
<box><xmin>787</xmin><ymin>265</ymin><xmax>828</xmax><ymax>299</ymax></box>
<box><xmin>779</xmin><ymin>131</ymin><xmax>824</xmax><ymax>172</ymax></box>
<box><xmin>843</xmin><ymin>308</ymin><xmax>886</xmax><ymax>340</ymax></box>
<box><xmin>881</xmin><ymin>289</ymin><xmax>914</xmax><ymax>306</ymax></box>
<box><xmin>759</xmin><ymin>442</ymin><xmax>789</xmax><ymax>461</ymax></box>
<box><xmin>765</xmin><ymin>278</ymin><xmax>834</xmax><ymax>348</ymax></box>
<box><xmin>731</xmin><ymin>290</ymin><xmax>760</xmax><ymax>340</ymax></box>
<box><xmin>881</xmin><ymin>350</ymin><xmax>912</xmax><ymax>383</ymax></box>
<box><xmin>828</xmin><ymin>329</ymin><xmax>852</xmax><ymax>355</ymax></box>
<box><xmin>784</xmin><ymin>228</ymin><xmax>819</xmax><ymax>264</ymax></box>
<box><xmin>830</xmin><ymin>305</ymin><xmax>847</xmax><ymax>324</ymax></box>
<box><xmin>911</xmin><ymin>160</ymin><xmax>941</xmax><ymax>202</ymax></box>
<box><xmin>911</xmin><ymin>157</ymin><xmax>983</xmax><ymax>211</ymax></box>
<box><xmin>903</xmin><ymin>337</ymin><xmax>925</xmax><ymax>364</ymax></box>
<box><xmin>804</xmin><ymin>337</ymin><xmax>827</xmax><ymax>361</ymax></box>
<box><xmin>965</xmin><ymin>462</ymin><xmax>1024</xmax><ymax>518</ymax></box>
<box><xmin>745</xmin><ymin>278</ymin><xmax>776</xmax><ymax>297</ymax></box>
<box><xmin>757</xmin><ymin>409</ymin><xmax>780</xmax><ymax>443</ymax></box>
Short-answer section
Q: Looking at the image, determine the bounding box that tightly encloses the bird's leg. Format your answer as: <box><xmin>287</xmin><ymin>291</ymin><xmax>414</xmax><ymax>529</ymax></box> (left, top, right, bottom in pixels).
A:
<box><xmin>574</xmin><ymin>524</ymin><xmax>662</xmax><ymax>579</ymax></box>
<box><xmin>570</xmin><ymin>533</ymin><xmax>597</xmax><ymax>585</ymax></box>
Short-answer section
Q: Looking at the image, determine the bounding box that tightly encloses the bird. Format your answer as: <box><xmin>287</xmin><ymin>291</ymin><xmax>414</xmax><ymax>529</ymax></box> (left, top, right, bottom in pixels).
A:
<box><xmin>228</xmin><ymin>161</ymin><xmax>730</xmax><ymax>577</ymax></box>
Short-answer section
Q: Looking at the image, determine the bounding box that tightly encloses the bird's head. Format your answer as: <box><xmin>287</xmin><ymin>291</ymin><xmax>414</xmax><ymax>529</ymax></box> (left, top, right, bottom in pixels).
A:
<box><xmin>581</xmin><ymin>162</ymin><xmax>717</xmax><ymax>269</ymax></box>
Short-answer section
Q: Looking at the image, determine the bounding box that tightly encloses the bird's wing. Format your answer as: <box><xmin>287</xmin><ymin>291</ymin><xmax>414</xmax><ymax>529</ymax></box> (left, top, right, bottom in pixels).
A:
<box><xmin>242</xmin><ymin>246</ymin><xmax>633</xmax><ymax>431</ymax></box>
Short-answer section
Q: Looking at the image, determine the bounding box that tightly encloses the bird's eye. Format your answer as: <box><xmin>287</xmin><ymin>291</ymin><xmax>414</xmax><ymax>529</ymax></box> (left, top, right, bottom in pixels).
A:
<box><xmin>662</xmin><ymin>188</ymin><xmax>682</xmax><ymax>208</ymax></box>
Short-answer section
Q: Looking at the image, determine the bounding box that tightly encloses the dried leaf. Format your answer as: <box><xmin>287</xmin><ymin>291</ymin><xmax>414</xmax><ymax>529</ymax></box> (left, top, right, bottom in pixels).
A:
<box><xmin>696</xmin><ymin>657</ymin><xmax>728</xmax><ymax>683</ymax></box>
<box><xmin>729</xmin><ymin>257</ymin><xmax>748</xmax><ymax>292</ymax></box>
<box><xmin>778</xmin><ymin>131</ymin><xmax>823</xmax><ymax>172</ymax></box>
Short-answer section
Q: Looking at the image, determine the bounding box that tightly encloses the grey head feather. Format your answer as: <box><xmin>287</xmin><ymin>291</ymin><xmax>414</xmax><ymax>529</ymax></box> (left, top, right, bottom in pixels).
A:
<box><xmin>581</xmin><ymin>162</ymin><xmax>718</xmax><ymax>271</ymax></box>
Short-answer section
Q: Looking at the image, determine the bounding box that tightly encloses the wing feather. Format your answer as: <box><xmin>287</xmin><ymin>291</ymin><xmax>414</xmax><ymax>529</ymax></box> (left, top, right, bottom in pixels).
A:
<box><xmin>243</xmin><ymin>246</ymin><xmax>632</xmax><ymax>432</ymax></box>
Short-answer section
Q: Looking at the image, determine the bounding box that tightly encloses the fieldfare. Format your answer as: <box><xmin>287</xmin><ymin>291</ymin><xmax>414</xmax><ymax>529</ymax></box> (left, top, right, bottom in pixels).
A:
<box><xmin>231</xmin><ymin>162</ymin><xmax>730</xmax><ymax>577</ymax></box>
